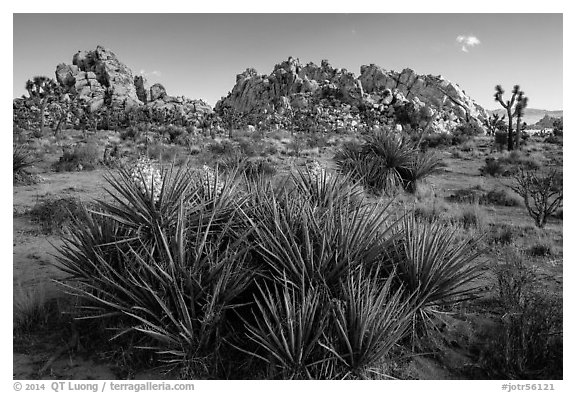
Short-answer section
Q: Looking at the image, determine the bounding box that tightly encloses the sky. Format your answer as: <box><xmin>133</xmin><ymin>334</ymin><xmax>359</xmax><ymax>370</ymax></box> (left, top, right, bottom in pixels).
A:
<box><xmin>13</xmin><ymin>13</ymin><xmax>563</xmax><ymax>110</ymax></box>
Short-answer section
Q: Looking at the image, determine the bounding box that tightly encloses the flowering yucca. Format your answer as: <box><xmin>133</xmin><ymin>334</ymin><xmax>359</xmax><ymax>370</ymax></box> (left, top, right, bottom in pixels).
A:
<box><xmin>307</xmin><ymin>161</ymin><xmax>329</xmax><ymax>184</ymax></box>
<box><xmin>196</xmin><ymin>165</ymin><xmax>224</xmax><ymax>198</ymax></box>
<box><xmin>129</xmin><ymin>157</ymin><xmax>163</xmax><ymax>203</ymax></box>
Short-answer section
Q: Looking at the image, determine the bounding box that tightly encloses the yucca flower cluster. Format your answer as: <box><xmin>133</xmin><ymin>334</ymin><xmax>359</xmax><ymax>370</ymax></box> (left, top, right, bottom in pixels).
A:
<box><xmin>196</xmin><ymin>165</ymin><xmax>224</xmax><ymax>197</ymax></box>
<box><xmin>307</xmin><ymin>161</ymin><xmax>329</xmax><ymax>184</ymax></box>
<box><xmin>130</xmin><ymin>157</ymin><xmax>163</xmax><ymax>203</ymax></box>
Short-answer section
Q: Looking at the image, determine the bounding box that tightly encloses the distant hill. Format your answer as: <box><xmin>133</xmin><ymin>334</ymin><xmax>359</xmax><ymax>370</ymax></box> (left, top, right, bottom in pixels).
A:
<box><xmin>487</xmin><ymin>108</ymin><xmax>563</xmax><ymax>125</ymax></box>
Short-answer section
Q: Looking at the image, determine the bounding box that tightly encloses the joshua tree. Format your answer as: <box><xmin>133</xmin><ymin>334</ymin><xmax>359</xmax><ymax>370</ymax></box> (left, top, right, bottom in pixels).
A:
<box><xmin>514</xmin><ymin>92</ymin><xmax>529</xmax><ymax>149</ymax></box>
<box><xmin>483</xmin><ymin>113</ymin><xmax>507</xmax><ymax>136</ymax></box>
<box><xmin>25</xmin><ymin>76</ymin><xmax>61</xmax><ymax>135</ymax></box>
<box><xmin>494</xmin><ymin>85</ymin><xmax>527</xmax><ymax>151</ymax></box>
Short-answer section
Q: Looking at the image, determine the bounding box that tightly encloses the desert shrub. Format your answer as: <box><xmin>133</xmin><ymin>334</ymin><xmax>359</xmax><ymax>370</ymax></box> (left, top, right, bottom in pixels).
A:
<box><xmin>528</xmin><ymin>238</ymin><xmax>554</xmax><ymax>257</ymax></box>
<box><xmin>482</xmin><ymin>157</ymin><xmax>508</xmax><ymax>177</ymax></box>
<box><xmin>413</xmin><ymin>199</ymin><xmax>450</xmax><ymax>223</ymax></box>
<box><xmin>335</xmin><ymin>131</ymin><xmax>441</xmax><ymax>194</ymax></box>
<box><xmin>544</xmin><ymin>135</ymin><xmax>562</xmax><ymax>145</ymax></box>
<box><xmin>481</xmin><ymin>152</ymin><xmax>541</xmax><ymax>177</ymax></box>
<box><xmin>207</xmin><ymin>139</ymin><xmax>237</xmax><ymax>156</ymax></box>
<box><xmin>456</xmin><ymin>204</ymin><xmax>487</xmax><ymax>230</ymax></box>
<box><xmin>510</xmin><ymin>169</ymin><xmax>562</xmax><ymax>228</ymax></box>
<box><xmin>53</xmin><ymin>142</ymin><xmax>100</xmax><ymax>172</ymax></box>
<box><xmin>446</xmin><ymin>186</ymin><xmax>484</xmax><ymax>204</ymax></box>
<box><xmin>482</xmin><ymin>248</ymin><xmax>563</xmax><ymax>379</ymax></box>
<box><xmin>28</xmin><ymin>196</ymin><xmax>86</xmax><ymax>234</ymax></box>
<box><xmin>120</xmin><ymin>126</ymin><xmax>140</xmax><ymax>140</ymax></box>
<box><xmin>494</xmin><ymin>131</ymin><xmax>508</xmax><ymax>150</ymax></box>
<box><xmin>287</xmin><ymin>135</ymin><xmax>307</xmax><ymax>156</ymax></box>
<box><xmin>420</xmin><ymin>132</ymin><xmax>453</xmax><ymax>150</ymax></box>
<box><xmin>220</xmin><ymin>155</ymin><xmax>277</xmax><ymax>180</ymax></box>
<box><xmin>263</xmin><ymin>144</ymin><xmax>278</xmax><ymax>156</ymax></box>
<box><xmin>242</xmin><ymin>158</ymin><xmax>277</xmax><ymax>179</ymax></box>
<box><xmin>173</xmin><ymin>133</ymin><xmax>194</xmax><ymax>147</ymax></box>
<box><xmin>237</xmin><ymin>138</ymin><xmax>258</xmax><ymax>157</ymax></box>
<box><xmin>164</xmin><ymin>125</ymin><xmax>186</xmax><ymax>143</ymax></box>
<box><xmin>102</xmin><ymin>144</ymin><xmax>124</xmax><ymax>168</ymax></box>
<box><xmin>458</xmin><ymin>140</ymin><xmax>476</xmax><ymax>152</ymax></box>
<box><xmin>487</xmin><ymin>224</ymin><xmax>515</xmax><ymax>245</ymax></box>
<box><xmin>13</xmin><ymin>283</ymin><xmax>51</xmax><ymax>333</ymax></box>
<box><xmin>147</xmin><ymin>143</ymin><xmax>179</xmax><ymax>162</ymax></box>
<box><xmin>482</xmin><ymin>188</ymin><xmax>522</xmax><ymax>207</ymax></box>
<box><xmin>451</xmin><ymin>122</ymin><xmax>483</xmax><ymax>145</ymax></box>
<box><xmin>306</xmin><ymin>133</ymin><xmax>330</xmax><ymax>149</ymax></box>
<box><xmin>449</xmin><ymin>187</ymin><xmax>521</xmax><ymax>208</ymax></box>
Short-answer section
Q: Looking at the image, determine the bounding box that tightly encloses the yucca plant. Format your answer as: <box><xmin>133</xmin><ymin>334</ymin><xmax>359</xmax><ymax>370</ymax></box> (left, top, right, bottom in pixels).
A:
<box><xmin>400</xmin><ymin>151</ymin><xmax>444</xmax><ymax>193</ymax></box>
<box><xmin>13</xmin><ymin>144</ymin><xmax>35</xmax><ymax>174</ymax></box>
<box><xmin>245</xmin><ymin>186</ymin><xmax>398</xmax><ymax>291</ymax></box>
<box><xmin>322</xmin><ymin>269</ymin><xmax>416</xmax><ymax>379</ymax></box>
<box><xmin>387</xmin><ymin>215</ymin><xmax>485</xmax><ymax>336</ymax></box>
<box><xmin>290</xmin><ymin>166</ymin><xmax>365</xmax><ymax>210</ymax></box>
<box><xmin>240</xmin><ymin>280</ymin><xmax>331</xmax><ymax>379</ymax></box>
<box><xmin>362</xmin><ymin>131</ymin><xmax>415</xmax><ymax>190</ymax></box>
<box><xmin>55</xmin><ymin>163</ymin><xmax>256</xmax><ymax>377</ymax></box>
<box><xmin>335</xmin><ymin>130</ymin><xmax>435</xmax><ymax>195</ymax></box>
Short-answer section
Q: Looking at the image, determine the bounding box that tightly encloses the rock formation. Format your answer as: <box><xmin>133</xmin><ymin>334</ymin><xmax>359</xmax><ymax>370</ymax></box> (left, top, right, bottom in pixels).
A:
<box><xmin>51</xmin><ymin>45</ymin><xmax>212</xmax><ymax>119</ymax></box>
<box><xmin>216</xmin><ymin>57</ymin><xmax>488</xmax><ymax>132</ymax></box>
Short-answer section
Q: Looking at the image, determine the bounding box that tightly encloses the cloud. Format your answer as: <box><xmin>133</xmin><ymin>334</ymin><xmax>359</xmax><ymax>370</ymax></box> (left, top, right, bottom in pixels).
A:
<box><xmin>139</xmin><ymin>69</ymin><xmax>162</xmax><ymax>78</ymax></box>
<box><xmin>456</xmin><ymin>35</ymin><xmax>481</xmax><ymax>52</ymax></box>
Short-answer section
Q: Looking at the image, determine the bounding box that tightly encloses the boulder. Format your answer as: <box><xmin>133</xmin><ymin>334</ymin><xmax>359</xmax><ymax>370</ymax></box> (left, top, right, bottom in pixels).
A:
<box><xmin>150</xmin><ymin>83</ymin><xmax>167</xmax><ymax>101</ymax></box>
<box><xmin>55</xmin><ymin>64</ymin><xmax>80</xmax><ymax>90</ymax></box>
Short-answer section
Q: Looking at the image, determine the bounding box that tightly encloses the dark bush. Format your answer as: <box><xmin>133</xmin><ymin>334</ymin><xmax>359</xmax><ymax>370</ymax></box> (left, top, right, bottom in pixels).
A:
<box><xmin>480</xmin><ymin>157</ymin><xmax>505</xmax><ymax>177</ymax></box>
<box><xmin>494</xmin><ymin>131</ymin><xmax>508</xmax><ymax>150</ymax></box>
<box><xmin>419</xmin><ymin>132</ymin><xmax>453</xmax><ymax>150</ymax></box>
<box><xmin>53</xmin><ymin>142</ymin><xmax>100</xmax><ymax>172</ymax></box>
<box><xmin>28</xmin><ymin>197</ymin><xmax>86</xmax><ymax>234</ymax></box>
<box><xmin>482</xmin><ymin>249</ymin><xmax>563</xmax><ymax>378</ymax></box>
<box><xmin>207</xmin><ymin>139</ymin><xmax>237</xmax><ymax>156</ymax></box>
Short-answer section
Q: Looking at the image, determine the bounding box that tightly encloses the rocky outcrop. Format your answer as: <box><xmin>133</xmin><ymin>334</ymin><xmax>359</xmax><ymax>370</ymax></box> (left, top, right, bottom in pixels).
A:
<box><xmin>50</xmin><ymin>46</ymin><xmax>212</xmax><ymax>120</ymax></box>
<box><xmin>216</xmin><ymin>57</ymin><xmax>363</xmax><ymax>115</ymax></box>
<box><xmin>358</xmin><ymin>65</ymin><xmax>487</xmax><ymax>125</ymax></box>
<box><xmin>72</xmin><ymin>46</ymin><xmax>141</xmax><ymax>109</ymax></box>
<box><xmin>134</xmin><ymin>75</ymin><xmax>151</xmax><ymax>104</ymax></box>
<box><xmin>217</xmin><ymin>57</ymin><xmax>488</xmax><ymax>133</ymax></box>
